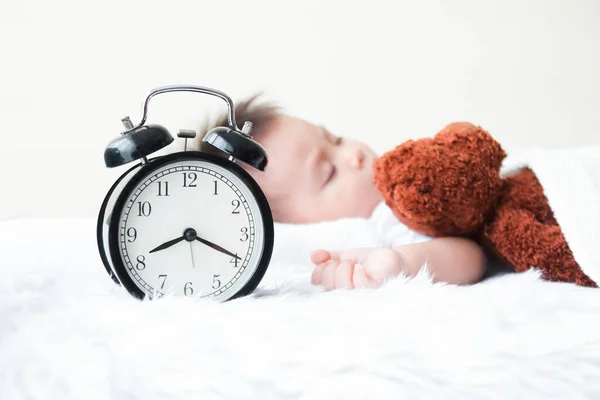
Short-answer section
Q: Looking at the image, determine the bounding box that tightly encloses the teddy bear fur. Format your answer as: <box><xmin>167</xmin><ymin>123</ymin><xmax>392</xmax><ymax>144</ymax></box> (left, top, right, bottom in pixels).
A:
<box><xmin>373</xmin><ymin>122</ymin><xmax>596</xmax><ymax>287</ymax></box>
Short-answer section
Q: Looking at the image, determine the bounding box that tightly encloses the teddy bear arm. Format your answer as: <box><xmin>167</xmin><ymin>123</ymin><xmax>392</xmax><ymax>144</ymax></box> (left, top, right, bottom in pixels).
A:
<box><xmin>501</xmin><ymin>168</ymin><xmax>557</xmax><ymax>224</ymax></box>
<box><xmin>482</xmin><ymin>207</ymin><xmax>596</xmax><ymax>287</ymax></box>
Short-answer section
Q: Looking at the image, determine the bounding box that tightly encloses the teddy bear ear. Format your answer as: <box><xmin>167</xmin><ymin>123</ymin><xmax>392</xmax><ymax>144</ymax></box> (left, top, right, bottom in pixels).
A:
<box><xmin>434</xmin><ymin>122</ymin><xmax>507</xmax><ymax>172</ymax></box>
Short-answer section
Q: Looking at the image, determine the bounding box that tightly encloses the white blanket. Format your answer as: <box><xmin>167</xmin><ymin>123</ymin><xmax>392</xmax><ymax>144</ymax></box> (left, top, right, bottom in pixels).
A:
<box><xmin>2</xmin><ymin>148</ymin><xmax>600</xmax><ymax>399</ymax></box>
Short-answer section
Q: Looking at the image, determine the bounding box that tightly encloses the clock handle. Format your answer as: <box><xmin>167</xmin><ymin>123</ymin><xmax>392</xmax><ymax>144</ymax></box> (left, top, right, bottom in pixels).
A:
<box><xmin>125</xmin><ymin>85</ymin><xmax>240</xmax><ymax>133</ymax></box>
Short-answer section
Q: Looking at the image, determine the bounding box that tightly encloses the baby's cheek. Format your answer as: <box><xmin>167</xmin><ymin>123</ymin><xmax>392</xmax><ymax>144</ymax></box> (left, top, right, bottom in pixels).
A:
<box><xmin>354</xmin><ymin>176</ymin><xmax>383</xmax><ymax>216</ymax></box>
<box><xmin>319</xmin><ymin>176</ymin><xmax>378</xmax><ymax>220</ymax></box>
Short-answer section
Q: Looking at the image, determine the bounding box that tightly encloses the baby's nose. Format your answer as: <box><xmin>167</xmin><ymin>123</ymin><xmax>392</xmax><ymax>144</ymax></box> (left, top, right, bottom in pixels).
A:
<box><xmin>345</xmin><ymin>147</ymin><xmax>365</xmax><ymax>170</ymax></box>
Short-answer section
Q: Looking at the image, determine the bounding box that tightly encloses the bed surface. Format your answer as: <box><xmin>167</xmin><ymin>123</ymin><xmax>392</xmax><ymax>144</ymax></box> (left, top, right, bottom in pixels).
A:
<box><xmin>1</xmin><ymin>217</ymin><xmax>600</xmax><ymax>399</ymax></box>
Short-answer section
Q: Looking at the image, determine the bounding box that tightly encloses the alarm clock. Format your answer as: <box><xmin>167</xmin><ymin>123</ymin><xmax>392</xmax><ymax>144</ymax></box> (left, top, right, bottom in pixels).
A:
<box><xmin>97</xmin><ymin>85</ymin><xmax>274</xmax><ymax>302</ymax></box>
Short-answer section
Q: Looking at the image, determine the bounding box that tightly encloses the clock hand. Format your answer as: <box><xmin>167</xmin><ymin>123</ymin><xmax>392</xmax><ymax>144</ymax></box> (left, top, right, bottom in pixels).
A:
<box><xmin>189</xmin><ymin>242</ymin><xmax>196</xmax><ymax>268</ymax></box>
<box><xmin>149</xmin><ymin>236</ymin><xmax>185</xmax><ymax>253</ymax></box>
<box><xmin>195</xmin><ymin>237</ymin><xmax>241</xmax><ymax>260</ymax></box>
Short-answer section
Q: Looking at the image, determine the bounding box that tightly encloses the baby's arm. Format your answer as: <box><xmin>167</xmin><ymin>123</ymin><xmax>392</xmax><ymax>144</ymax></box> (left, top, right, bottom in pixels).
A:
<box><xmin>310</xmin><ymin>238</ymin><xmax>487</xmax><ymax>290</ymax></box>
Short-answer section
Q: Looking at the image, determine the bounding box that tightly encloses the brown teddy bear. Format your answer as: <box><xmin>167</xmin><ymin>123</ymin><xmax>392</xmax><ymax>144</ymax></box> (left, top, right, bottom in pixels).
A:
<box><xmin>373</xmin><ymin>122</ymin><xmax>596</xmax><ymax>287</ymax></box>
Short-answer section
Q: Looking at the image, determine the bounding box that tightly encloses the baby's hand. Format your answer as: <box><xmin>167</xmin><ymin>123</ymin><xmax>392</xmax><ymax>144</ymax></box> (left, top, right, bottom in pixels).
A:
<box><xmin>310</xmin><ymin>248</ymin><xmax>405</xmax><ymax>290</ymax></box>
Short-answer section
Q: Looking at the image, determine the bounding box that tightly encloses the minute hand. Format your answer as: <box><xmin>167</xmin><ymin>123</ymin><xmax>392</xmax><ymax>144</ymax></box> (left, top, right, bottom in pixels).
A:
<box><xmin>195</xmin><ymin>237</ymin><xmax>241</xmax><ymax>259</ymax></box>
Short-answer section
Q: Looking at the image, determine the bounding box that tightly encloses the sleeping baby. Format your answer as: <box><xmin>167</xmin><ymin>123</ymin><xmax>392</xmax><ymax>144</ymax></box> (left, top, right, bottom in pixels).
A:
<box><xmin>198</xmin><ymin>94</ymin><xmax>487</xmax><ymax>290</ymax></box>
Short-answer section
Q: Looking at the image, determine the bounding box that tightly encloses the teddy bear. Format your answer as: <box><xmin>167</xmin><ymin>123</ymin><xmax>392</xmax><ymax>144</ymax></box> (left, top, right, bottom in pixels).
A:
<box><xmin>372</xmin><ymin>122</ymin><xmax>597</xmax><ymax>287</ymax></box>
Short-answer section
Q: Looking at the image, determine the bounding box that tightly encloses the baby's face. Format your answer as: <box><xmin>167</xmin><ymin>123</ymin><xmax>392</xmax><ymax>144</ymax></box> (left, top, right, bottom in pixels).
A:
<box><xmin>246</xmin><ymin>115</ymin><xmax>382</xmax><ymax>223</ymax></box>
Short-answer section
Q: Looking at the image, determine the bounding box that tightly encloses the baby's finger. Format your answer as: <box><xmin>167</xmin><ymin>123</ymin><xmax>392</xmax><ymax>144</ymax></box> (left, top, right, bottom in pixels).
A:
<box><xmin>352</xmin><ymin>263</ymin><xmax>374</xmax><ymax>289</ymax></box>
<box><xmin>321</xmin><ymin>262</ymin><xmax>339</xmax><ymax>291</ymax></box>
<box><xmin>310</xmin><ymin>249</ymin><xmax>331</xmax><ymax>265</ymax></box>
<box><xmin>327</xmin><ymin>251</ymin><xmax>342</xmax><ymax>262</ymax></box>
<box><xmin>334</xmin><ymin>260</ymin><xmax>354</xmax><ymax>289</ymax></box>
<box><xmin>311</xmin><ymin>262</ymin><xmax>327</xmax><ymax>285</ymax></box>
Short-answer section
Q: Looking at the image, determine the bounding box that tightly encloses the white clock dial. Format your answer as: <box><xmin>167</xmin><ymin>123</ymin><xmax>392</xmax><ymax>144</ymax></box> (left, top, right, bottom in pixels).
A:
<box><xmin>116</xmin><ymin>159</ymin><xmax>265</xmax><ymax>300</ymax></box>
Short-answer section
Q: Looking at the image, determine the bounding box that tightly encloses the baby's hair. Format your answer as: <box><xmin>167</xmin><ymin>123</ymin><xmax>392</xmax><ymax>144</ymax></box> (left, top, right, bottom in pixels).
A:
<box><xmin>197</xmin><ymin>92</ymin><xmax>282</xmax><ymax>153</ymax></box>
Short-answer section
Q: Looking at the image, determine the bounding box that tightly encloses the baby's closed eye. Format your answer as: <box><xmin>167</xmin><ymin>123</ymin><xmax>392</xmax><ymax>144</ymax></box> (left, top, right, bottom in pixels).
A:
<box><xmin>325</xmin><ymin>162</ymin><xmax>337</xmax><ymax>186</ymax></box>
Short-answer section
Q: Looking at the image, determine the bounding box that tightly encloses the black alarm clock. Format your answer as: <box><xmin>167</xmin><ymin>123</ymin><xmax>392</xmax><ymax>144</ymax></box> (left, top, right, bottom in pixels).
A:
<box><xmin>97</xmin><ymin>85</ymin><xmax>274</xmax><ymax>302</ymax></box>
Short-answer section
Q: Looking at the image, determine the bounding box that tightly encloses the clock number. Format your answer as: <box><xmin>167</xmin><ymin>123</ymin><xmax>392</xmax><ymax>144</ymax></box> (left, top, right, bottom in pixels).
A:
<box><xmin>183</xmin><ymin>172</ymin><xmax>197</xmax><ymax>187</ymax></box>
<box><xmin>184</xmin><ymin>282</ymin><xmax>194</xmax><ymax>296</ymax></box>
<box><xmin>127</xmin><ymin>227</ymin><xmax>137</xmax><ymax>242</ymax></box>
<box><xmin>213</xmin><ymin>180</ymin><xmax>218</xmax><ymax>195</ymax></box>
<box><xmin>231</xmin><ymin>199</ymin><xmax>240</xmax><ymax>214</ymax></box>
<box><xmin>137</xmin><ymin>201</ymin><xmax>152</xmax><ymax>217</ymax></box>
<box><xmin>240</xmin><ymin>227</ymin><xmax>249</xmax><ymax>242</ymax></box>
<box><xmin>230</xmin><ymin>255</ymin><xmax>239</xmax><ymax>268</ymax></box>
<box><xmin>212</xmin><ymin>274</ymin><xmax>221</xmax><ymax>289</ymax></box>
<box><xmin>136</xmin><ymin>255</ymin><xmax>146</xmax><ymax>270</ymax></box>
<box><xmin>157</xmin><ymin>181</ymin><xmax>169</xmax><ymax>196</ymax></box>
<box><xmin>158</xmin><ymin>274</ymin><xmax>167</xmax><ymax>290</ymax></box>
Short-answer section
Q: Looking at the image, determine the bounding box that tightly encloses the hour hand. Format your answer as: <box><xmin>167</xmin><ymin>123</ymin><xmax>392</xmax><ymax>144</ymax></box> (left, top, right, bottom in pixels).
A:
<box><xmin>195</xmin><ymin>237</ymin><xmax>241</xmax><ymax>260</ymax></box>
<box><xmin>149</xmin><ymin>236</ymin><xmax>185</xmax><ymax>253</ymax></box>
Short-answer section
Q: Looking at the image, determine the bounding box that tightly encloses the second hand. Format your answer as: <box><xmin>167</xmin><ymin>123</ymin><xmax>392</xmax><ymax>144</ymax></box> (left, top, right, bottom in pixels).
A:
<box><xmin>189</xmin><ymin>242</ymin><xmax>196</xmax><ymax>268</ymax></box>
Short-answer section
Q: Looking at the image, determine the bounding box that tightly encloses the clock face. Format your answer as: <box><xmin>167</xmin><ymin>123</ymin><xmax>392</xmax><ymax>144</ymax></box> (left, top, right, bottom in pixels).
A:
<box><xmin>113</xmin><ymin>158</ymin><xmax>268</xmax><ymax>301</ymax></box>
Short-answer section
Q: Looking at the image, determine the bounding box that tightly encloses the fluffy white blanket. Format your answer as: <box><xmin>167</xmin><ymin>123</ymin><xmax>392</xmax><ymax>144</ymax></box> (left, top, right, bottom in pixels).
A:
<box><xmin>2</xmin><ymin>148</ymin><xmax>600</xmax><ymax>399</ymax></box>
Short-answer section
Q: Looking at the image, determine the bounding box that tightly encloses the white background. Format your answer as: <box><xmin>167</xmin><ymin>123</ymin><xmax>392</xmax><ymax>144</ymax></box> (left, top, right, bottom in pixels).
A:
<box><xmin>1</xmin><ymin>0</ymin><xmax>599</xmax><ymax>220</ymax></box>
